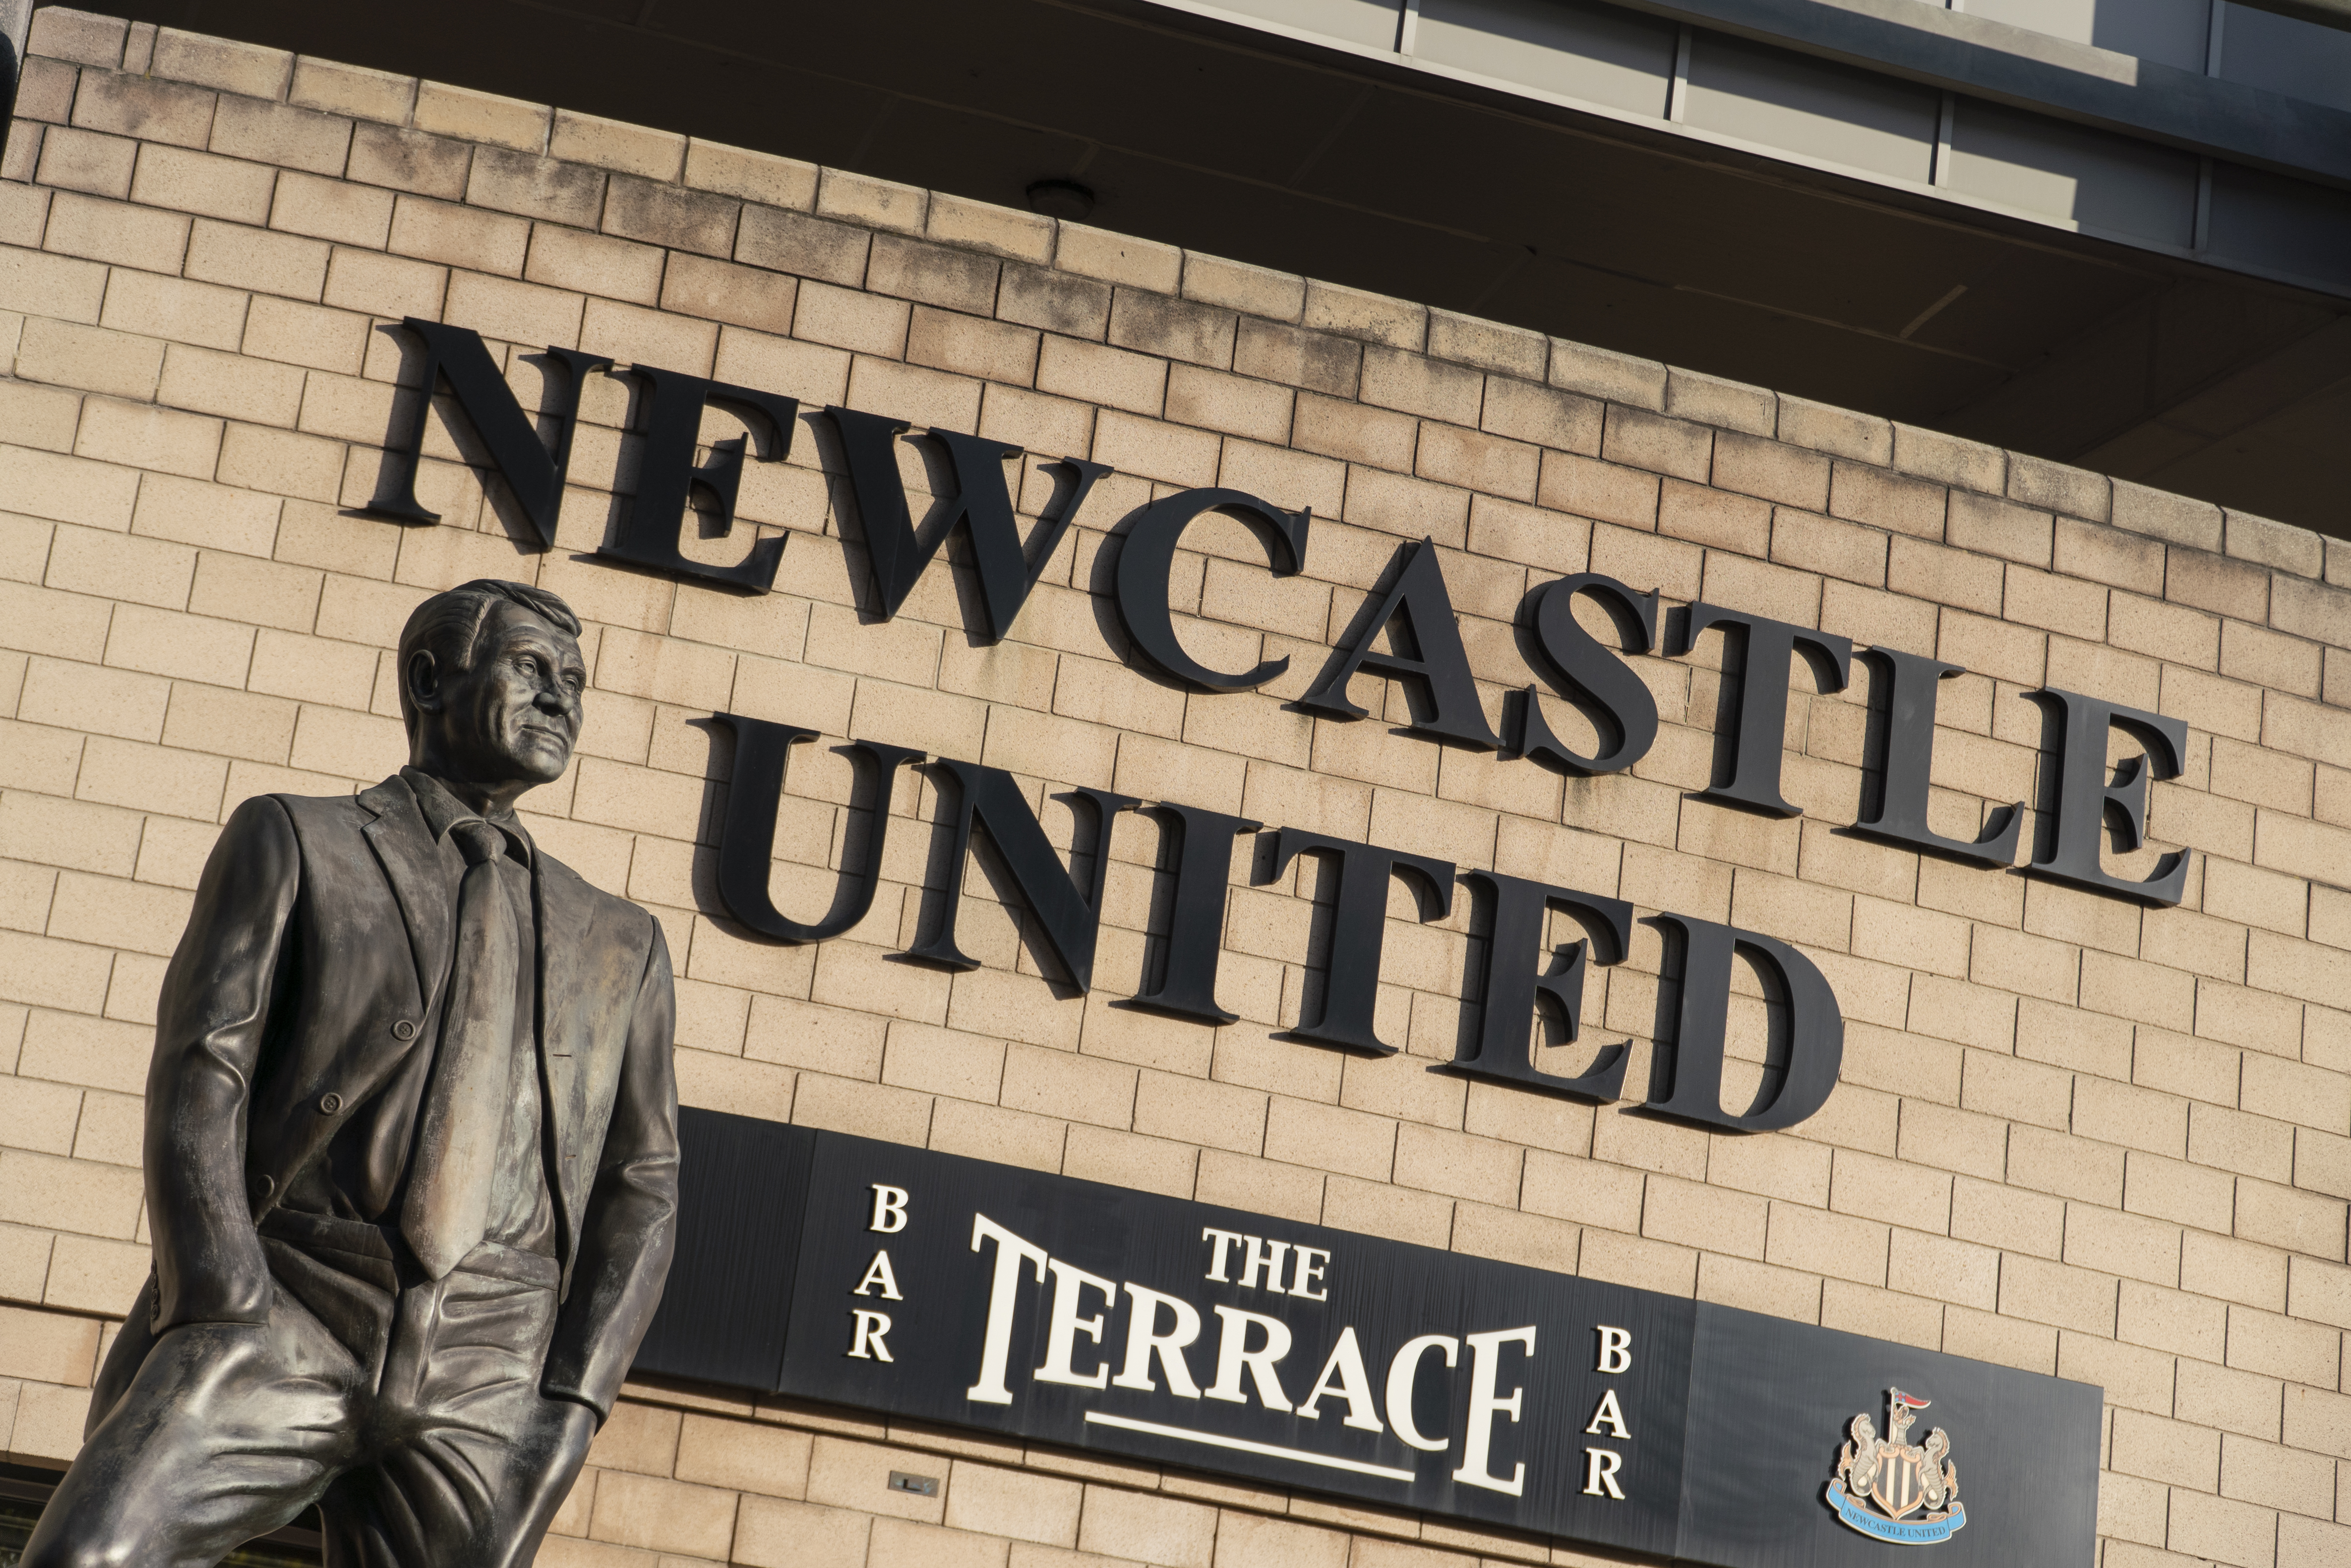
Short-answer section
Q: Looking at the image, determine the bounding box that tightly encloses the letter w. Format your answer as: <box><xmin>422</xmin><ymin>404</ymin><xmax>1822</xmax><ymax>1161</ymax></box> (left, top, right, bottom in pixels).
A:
<box><xmin>827</xmin><ymin>407</ymin><xmax>1110</xmax><ymax>643</ymax></box>
<box><xmin>372</xmin><ymin>317</ymin><xmax>610</xmax><ymax>550</ymax></box>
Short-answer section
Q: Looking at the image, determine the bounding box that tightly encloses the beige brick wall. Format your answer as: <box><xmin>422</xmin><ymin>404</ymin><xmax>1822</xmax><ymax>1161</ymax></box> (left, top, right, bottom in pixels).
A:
<box><xmin>2</xmin><ymin>8</ymin><xmax>2350</xmax><ymax>1565</ymax></box>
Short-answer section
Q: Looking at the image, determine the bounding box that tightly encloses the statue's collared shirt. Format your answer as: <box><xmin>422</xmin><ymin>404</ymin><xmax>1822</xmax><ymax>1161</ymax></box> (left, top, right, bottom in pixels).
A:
<box><xmin>280</xmin><ymin>768</ymin><xmax>557</xmax><ymax>1260</ymax></box>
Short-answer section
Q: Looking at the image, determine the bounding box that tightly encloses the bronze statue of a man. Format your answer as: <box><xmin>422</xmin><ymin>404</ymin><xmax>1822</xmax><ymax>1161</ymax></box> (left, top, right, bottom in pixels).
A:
<box><xmin>26</xmin><ymin>580</ymin><xmax>680</xmax><ymax>1568</ymax></box>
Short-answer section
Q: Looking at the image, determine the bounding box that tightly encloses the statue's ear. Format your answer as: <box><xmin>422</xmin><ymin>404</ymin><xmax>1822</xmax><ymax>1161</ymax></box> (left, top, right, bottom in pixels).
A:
<box><xmin>406</xmin><ymin>648</ymin><xmax>443</xmax><ymax>710</ymax></box>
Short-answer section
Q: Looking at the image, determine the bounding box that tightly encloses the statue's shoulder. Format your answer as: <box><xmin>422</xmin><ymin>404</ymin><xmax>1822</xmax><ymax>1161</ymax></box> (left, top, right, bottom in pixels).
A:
<box><xmin>198</xmin><ymin>790</ymin><xmax>372</xmax><ymax>900</ymax></box>
<box><xmin>536</xmin><ymin>846</ymin><xmax>662</xmax><ymax>949</ymax></box>
<box><xmin>210</xmin><ymin>787</ymin><xmax>364</xmax><ymax>847</ymax></box>
<box><xmin>265</xmin><ymin>786</ymin><xmax>380</xmax><ymax>845</ymax></box>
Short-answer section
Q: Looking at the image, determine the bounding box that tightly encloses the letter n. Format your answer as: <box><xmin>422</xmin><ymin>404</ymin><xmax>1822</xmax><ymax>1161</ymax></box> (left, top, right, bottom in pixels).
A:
<box><xmin>827</xmin><ymin>406</ymin><xmax>1110</xmax><ymax>643</ymax></box>
<box><xmin>904</xmin><ymin>757</ymin><xmax>1137</xmax><ymax>991</ymax></box>
<box><xmin>371</xmin><ymin>317</ymin><xmax>610</xmax><ymax>550</ymax></box>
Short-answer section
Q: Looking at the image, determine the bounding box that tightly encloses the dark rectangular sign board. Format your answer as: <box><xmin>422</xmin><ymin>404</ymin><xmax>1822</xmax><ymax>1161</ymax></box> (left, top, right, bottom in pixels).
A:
<box><xmin>636</xmin><ymin>1108</ymin><xmax>2102</xmax><ymax>1566</ymax></box>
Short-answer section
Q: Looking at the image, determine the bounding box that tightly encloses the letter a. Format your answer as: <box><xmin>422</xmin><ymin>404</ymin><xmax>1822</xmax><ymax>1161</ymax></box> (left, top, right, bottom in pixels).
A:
<box><xmin>1301</xmin><ymin>536</ymin><xmax>1503</xmax><ymax>748</ymax></box>
<box><xmin>854</xmin><ymin>1250</ymin><xmax>904</xmax><ymax>1301</ymax></box>
<box><xmin>1295</xmin><ymin>1328</ymin><xmax>1384</xmax><ymax>1431</ymax></box>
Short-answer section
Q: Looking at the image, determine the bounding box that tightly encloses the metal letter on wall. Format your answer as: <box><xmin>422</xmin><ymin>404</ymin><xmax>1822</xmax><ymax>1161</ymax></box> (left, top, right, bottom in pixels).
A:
<box><xmin>1850</xmin><ymin>647</ymin><xmax>2022</xmax><ymax>866</ymax></box>
<box><xmin>1113</xmin><ymin>488</ymin><xmax>1314</xmax><ymax>692</ymax></box>
<box><xmin>1448</xmin><ymin>871</ymin><xmax>1635</xmax><ymax>1101</ymax></box>
<box><xmin>1124</xmin><ymin>804</ymin><xmax>1261</xmax><ymax>1025</ymax></box>
<box><xmin>1262</xmin><ymin>829</ymin><xmax>1454</xmax><ymax>1055</ymax></box>
<box><xmin>1301</xmin><ymin>537</ymin><xmax>1505</xmax><ymax>749</ymax></box>
<box><xmin>1674</xmin><ymin>604</ymin><xmax>1853</xmax><ymax>816</ymax></box>
<box><xmin>1515</xmin><ymin>574</ymin><xmax>1660</xmax><ymax>775</ymax></box>
<box><xmin>904</xmin><ymin>757</ymin><xmax>1139</xmax><ymax>990</ymax></box>
<box><xmin>828</xmin><ymin>407</ymin><xmax>1111</xmax><ymax>643</ymax></box>
<box><xmin>709</xmin><ymin>715</ymin><xmax>922</xmax><ymax>943</ymax></box>
<box><xmin>2027</xmin><ymin>686</ymin><xmax>2190</xmax><ymax>905</ymax></box>
<box><xmin>1644</xmin><ymin>914</ymin><xmax>1845</xmax><ymax>1133</ymax></box>
<box><xmin>370</xmin><ymin>317</ymin><xmax>609</xmax><ymax>549</ymax></box>
<box><xmin>600</xmin><ymin>369</ymin><xmax>798</xmax><ymax>592</ymax></box>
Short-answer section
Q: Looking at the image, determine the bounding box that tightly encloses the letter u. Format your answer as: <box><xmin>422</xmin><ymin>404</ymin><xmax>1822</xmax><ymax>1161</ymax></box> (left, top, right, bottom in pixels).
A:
<box><xmin>710</xmin><ymin>715</ymin><xmax>922</xmax><ymax>942</ymax></box>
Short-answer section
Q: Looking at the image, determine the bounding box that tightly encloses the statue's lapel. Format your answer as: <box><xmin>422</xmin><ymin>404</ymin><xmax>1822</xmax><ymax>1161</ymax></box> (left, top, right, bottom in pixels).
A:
<box><xmin>358</xmin><ymin>776</ymin><xmax>453</xmax><ymax>1015</ymax></box>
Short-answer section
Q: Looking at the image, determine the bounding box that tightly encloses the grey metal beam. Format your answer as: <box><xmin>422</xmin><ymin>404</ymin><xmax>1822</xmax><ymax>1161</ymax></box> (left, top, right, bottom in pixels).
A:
<box><xmin>2230</xmin><ymin>0</ymin><xmax>2351</xmax><ymax>32</ymax></box>
<box><xmin>1596</xmin><ymin>0</ymin><xmax>2351</xmax><ymax>187</ymax></box>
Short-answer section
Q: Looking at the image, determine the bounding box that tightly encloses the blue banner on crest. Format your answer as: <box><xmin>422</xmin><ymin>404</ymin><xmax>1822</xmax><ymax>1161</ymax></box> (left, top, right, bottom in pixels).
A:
<box><xmin>1827</xmin><ymin>1481</ymin><xmax>1967</xmax><ymax>1544</ymax></box>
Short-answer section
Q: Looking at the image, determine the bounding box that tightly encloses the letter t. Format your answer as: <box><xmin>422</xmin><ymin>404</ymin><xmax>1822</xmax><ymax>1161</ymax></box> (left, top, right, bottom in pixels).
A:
<box><xmin>1261</xmin><ymin>828</ymin><xmax>1453</xmax><ymax>1055</ymax></box>
<box><xmin>1675</xmin><ymin>604</ymin><xmax>1851</xmax><ymax>817</ymax></box>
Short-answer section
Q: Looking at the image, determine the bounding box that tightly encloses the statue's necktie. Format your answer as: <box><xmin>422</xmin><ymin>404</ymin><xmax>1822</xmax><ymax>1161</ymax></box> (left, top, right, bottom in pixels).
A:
<box><xmin>401</xmin><ymin>818</ymin><xmax>521</xmax><ymax>1278</ymax></box>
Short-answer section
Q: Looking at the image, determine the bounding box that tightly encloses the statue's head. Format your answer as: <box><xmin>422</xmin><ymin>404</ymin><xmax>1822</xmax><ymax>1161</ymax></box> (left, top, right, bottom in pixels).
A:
<box><xmin>396</xmin><ymin>580</ymin><xmax>585</xmax><ymax>797</ymax></box>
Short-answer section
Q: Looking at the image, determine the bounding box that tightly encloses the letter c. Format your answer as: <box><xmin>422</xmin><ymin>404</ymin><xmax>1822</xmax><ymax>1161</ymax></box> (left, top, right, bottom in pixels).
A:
<box><xmin>1113</xmin><ymin>488</ymin><xmax>1312</xmax><ymax>692</ymax></box>
<box><xmin>1385</xmin><ymin>1333</ymin><xmax>1459</xmax><ymax>1452</ymax></box>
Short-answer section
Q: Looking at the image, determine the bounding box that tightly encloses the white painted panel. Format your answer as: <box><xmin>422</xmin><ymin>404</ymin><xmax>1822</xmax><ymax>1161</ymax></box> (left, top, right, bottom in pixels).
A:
<box><xmin>2207</xmin><ymin>161</ymin><xmax>2351</xmax><ymax>287</ymax></box>
<box><xmin>1682</xmin><ymin>33</ymin><xmax>1937</xmax><ymax>184</ymax></box>
<box><xmin>1964</xmin><ymin>0</ymin><xmax>2211</xmax><ymax>72</ymax></box>
<box><xmin>1946</xmin><ymin>98</ymin><xmax>2197</xmax><ymax>245</ymax></box>
<box><xmin>2217</xmin><ymin>2</ymin><xmax>2351</xmax><ymax>115</ymax></box>
<box><xmin>1217</xmin><ymin>0</ymin><xmax>1403</xmax><ymax>50</ymax></box>
<box><xmin>1415</xmin><ymin>0</ymin><xmax>1677</xmax><ymax>117</ymax></box>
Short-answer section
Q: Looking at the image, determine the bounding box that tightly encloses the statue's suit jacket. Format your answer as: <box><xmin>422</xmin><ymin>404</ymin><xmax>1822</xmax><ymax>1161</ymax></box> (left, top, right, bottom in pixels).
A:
<box><xmin>137</xmin><ymin>774</ymin><xmax>679</xmax><ymax>1419</ymax></box>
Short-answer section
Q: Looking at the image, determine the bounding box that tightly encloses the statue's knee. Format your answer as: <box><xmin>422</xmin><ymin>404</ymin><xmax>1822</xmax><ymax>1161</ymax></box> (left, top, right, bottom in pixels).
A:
<box><xmin>19</xmin><ymin>1534</ymin><xmax>137</xmax><ymax>1568</ymax></box>
<box><xmin>19</xmin><ymin>1505</ymin><xmax>151</xmax><ymax>1568</ymax></box>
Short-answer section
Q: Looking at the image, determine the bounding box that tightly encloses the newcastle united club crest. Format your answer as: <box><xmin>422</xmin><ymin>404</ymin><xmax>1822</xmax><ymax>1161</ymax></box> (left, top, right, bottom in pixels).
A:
<box><xmin>1826</xmin><ymin>1388</ymin><xmax>1967</xmax><ymax>1544</ymax></box>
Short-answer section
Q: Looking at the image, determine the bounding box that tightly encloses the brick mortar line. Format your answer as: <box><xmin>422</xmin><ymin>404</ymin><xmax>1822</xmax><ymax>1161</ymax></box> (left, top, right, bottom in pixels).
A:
<box><xmin>0</xmin><ymin>190</ymin><xmax>2323</xmax><ymax>616</ymax></box>
<box><xmin>14</xmin><ymin>5</ymin><xmax>2337</xmax><ymax>587</ymax></box>
<box><xmin>600</xmin><ymin>1387</ymin><xmax>1571</xmax><ymax>1556</ymax></box>
<box><xmin>0</xmin><ymin>140</ymin><xmax>2333</xmax><ymax>634</ymax></box>
<box><xmin>2</xmin><ymin>12</ymin><xmax>2350</xmax><ymax>1551</ymax></box>
<box><xmin>1</xmin><ymin>1357</ymin><xmax>1588</xmax><ymax>1565</ymax></box>
<box><xmin>6</xmin><ymin>1304</ymin><xmax>2346</xmax><ymax>1557</ymax></box>
<box><xmin>0</xmin><ymin>310</ymin><xmax>2336</xmax><ymax>677</ymax></box>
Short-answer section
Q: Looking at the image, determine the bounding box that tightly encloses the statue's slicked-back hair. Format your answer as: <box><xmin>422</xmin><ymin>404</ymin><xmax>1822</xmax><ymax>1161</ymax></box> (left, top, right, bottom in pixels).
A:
<box><xmin>396</xmin><ymin>579</ymin><xmax>583</xmax><ymax>737</ymax></box>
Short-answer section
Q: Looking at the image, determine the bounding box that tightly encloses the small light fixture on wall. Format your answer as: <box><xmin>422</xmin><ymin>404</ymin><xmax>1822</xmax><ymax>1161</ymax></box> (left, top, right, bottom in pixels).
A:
<box><xmin>1025</xmin><ymin>178</ymin><xmax>1095</xmax><ymax>220</ymax></box>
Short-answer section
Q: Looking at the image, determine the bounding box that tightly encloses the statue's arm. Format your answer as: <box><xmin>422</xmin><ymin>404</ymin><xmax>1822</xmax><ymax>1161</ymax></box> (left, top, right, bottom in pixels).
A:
<box><xmin>542</xmin><ymin>915</ymin><xmax>680</xmax><ymax>1420</ymax></box>
<box><xmin>145</xmin><ymin>794</ymin><xmax>300</xmax><ymax>1332</ymax></box>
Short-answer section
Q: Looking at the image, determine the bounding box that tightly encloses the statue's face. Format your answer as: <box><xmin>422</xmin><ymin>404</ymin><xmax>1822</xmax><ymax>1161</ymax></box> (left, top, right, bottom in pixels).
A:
<box><xmin>414</xmin><ymin>605</ymin><xmax>586</xmax><ymax>790</ymax></box>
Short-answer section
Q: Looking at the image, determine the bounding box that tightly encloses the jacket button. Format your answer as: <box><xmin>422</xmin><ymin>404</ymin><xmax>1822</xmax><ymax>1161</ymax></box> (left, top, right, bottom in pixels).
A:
<box><xmin>391</xmin><ymin>1020</ymin><xmax>417</xmax><ymax>1041</ymax></box>
<box><xmin>319</xmin><ymin>1092</ymin><xmax>343</xmax><ymax>1115</ymax></box>
<box><xmin>249</xmin><ymin>1173</ymin><xmax>275</xmax><ymax>1200</ymax></box>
